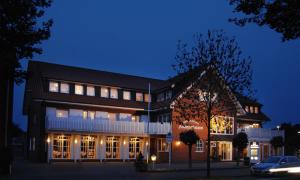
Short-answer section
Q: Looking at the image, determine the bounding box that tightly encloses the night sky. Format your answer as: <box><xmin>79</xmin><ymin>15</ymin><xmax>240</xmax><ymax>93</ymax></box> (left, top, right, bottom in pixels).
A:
<box><xmin>14</xmin><ymin>0</ymin><xmax>300</xmax><ymax>131</ymax></box>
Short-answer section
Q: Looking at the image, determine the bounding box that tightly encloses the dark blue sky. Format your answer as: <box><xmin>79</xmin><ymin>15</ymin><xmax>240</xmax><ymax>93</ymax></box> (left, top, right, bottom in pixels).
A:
<box><xmin>14</xmin><ymin>0</ymin><xmax>300</xmax><ymax>131</ymax></box>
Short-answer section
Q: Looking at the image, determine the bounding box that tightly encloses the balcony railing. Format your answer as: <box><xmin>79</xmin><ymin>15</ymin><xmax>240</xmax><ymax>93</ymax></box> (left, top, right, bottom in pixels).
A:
<box><xmin>46</xmin><ymin>116</ymin><xmax>171</xmax><ymax>135</ymax></box>
<box><xmin>237</xmin><ymin>128</ymin><xmax>284</xmax><ymax>140</ymax></box>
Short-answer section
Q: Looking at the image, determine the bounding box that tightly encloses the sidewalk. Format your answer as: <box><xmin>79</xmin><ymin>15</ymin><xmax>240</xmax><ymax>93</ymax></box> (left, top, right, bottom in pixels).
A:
<box><xmin>150</xmin><ymin>161</ymin><xmax>249</xmax><ymax>172</ymax></box>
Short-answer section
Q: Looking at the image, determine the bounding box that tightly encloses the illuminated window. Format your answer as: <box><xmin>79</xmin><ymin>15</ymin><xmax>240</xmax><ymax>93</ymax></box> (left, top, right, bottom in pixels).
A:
<box><xmin>56</xmin><ymin>110</ymin><xmax>68</xmax><ymax>118</ymax></box>
<box><xmin>108</xmin><ymin>113</ymin><xmax>116</xmax><ymax>121</ymax></box>
<box><xmin>101</xmin><ymin>87</ymin><xmax>109</xmax><ymax>98</ymax></box>
<box><xmin>75</xmin><ymin>84</ymin><xmax>84</xmax><ymax>95</ymax></box>
<box><xmin>250</xmin><ymin>106</ymin><xmax>254</xmax><ymax>113</ymax></box>
<box><xmin>119</xmin><ymin>113</ymin><xmax>131</xmax><ymax>121</ymax></box>
<box><xmin>86</xmin><ymin>86</ymin><xmax>95</xmax><ymax>96</ymax></box>
<box><xmin>53</xmin><ymin>135</ymin><xmax>71</xmax><ymax>159</ymax></box>
<box><xmin>131</xmin><ymin>115</ymin><xmax>140</xmax><ymax>122</ymax></box>
<box><xmin>49</xmin><ymin>81</ymin><xmax>59</xmax><ymax>92</ymax></box>
<box><xmin>254</xmin><ymin>107</ymin><xmax>259</xmax><ymax>114</ymax></box>
<box><xmin>245</xmin><ymin>106</ymin><xmax>249</xmax><ymax>112</ymax></box>
<box><xmin>144</xmin><ymin>94</ymin><xmax>151</xmax><ymax>102</ymax></box>
<box><xmin>136</xmin><ymin>92</ymin><xmax>143</xmax><ymax>102</ymax></box>
<box><xmin>83</xmin><ymin>111</ymin><xmax>88</xmax><ymax>119</ymax></box>
<box><xmin>123</xmin><ymin>91</ymin><xmax>131</xmax><ymax>100</ymax></box>
<box><xmin>158</xmin><ymin>138</ymin><xmax>169</xmax><ymax>152</ymax></box>
<box><xmin>88</xmin><ymin>111</ymin><xmax>95</xmax><ymax>120</ymax></box>
<box><xmin>60</xmin><ymin>83</ymin><xmax>69</xmax><ymax>93</ymax></box>
<box><xmin>210</xmin><ymin>116</ymin><xmax>233</xmax><ymax>135</ymax></box>
<box><xmin>80</xmin><ymin>136</ymin><xmax>96</xmax><ymax>159</ymax></box>
<box><xmin>110</xmin><ymin>88</ymin><xmax>118</xmax><ymax>99</ymax></box>
<box><xmin>195</xmin><ymin>139</ymin><xmax>204</xmax><ymax>152</ymax></box>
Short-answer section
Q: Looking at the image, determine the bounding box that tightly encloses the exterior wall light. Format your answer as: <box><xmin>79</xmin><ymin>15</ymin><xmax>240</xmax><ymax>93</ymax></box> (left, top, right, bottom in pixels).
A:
<box><xmin>74</xmin><ymin>139</ymin><xmax>78</xmax><ymax>144</ymax></box>
<box><xmin>176</xmin><ymin>141</ymin><xmax>181</xmax><ymax>146</ymax></box>
<box><xmin>100</xmin><ymin>139</ymin><xmax>103</xmax><ymax>145</ymax></box>
<box><xmin>151</xmin><ymin>154</ymin><xmax>157</xmax><ymax>169</ymax></box>
<box><xmin>146</xmin><ymin>141</ymin><xmax>149</xmax><ymax>146</ymax></box>
<box><xmin>46</xmin><ymin>137</ymin><xmax>50</xmax><ymax>143</ymax></box>
<box><xmin>123</xmin><ymin>140</ymin><xmax>126</xmax><ymax>145</ymax></box>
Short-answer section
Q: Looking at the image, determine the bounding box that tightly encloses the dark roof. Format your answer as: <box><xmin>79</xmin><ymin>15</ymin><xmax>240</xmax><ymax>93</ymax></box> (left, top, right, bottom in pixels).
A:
<box><xmin>31</xmin><ymin>61</ymin><xmax>166</xmax><ymax>91</ymax></box>
<box><xmin>236</xmin><ymin>94</ymin><xmax>262</xmax><ymax>106</ymax></box>
<box><xmin>237</xmin><ymin>112</ymin><xmax>270</xmax><ymax>121</ymax></box>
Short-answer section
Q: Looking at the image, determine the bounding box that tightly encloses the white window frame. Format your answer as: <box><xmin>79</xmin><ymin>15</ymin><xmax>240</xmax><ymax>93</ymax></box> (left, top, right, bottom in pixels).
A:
<box><xmin>195</xmin><ymin>139</ymin><xmax>204</xmax><ymax>152</ymax></box>
<box><xmin>123</xmin><ymin>91</ymin><xmax>131</xmax><ymax>100</ymax></box>
<box><xmin>158</xmin><ymin>138</ymin><xmax>169</xmax><ymax>152</ymax></box>
<box><xmin>86</xmin><ymin>86</ymin><xmax>95</xmax><ymax>96</ymax></box>
<box><xmin>75</xmin><ymin>84</ymin><xmax>84</xmax><ymax>95</ymax></box>
<box><xmin>136</xmin><ymin>92</ymin><xmax>143</xmax><ymax>102</ymax></box>
<box><xmin>210</xmin><ymin>116</ymin><xmax>234</xmax><ymax>135</ymax></box>
<box><xmin>101</xmin><ymin>87</ymin><xmax>109</xmax><ymax>98</ymax></box>
<box><xmin>60</xmin><ymin>83</ymin><xmax>69</xmax><ymax>94</ymax></box>
<box><xmin>49</xmin><ymin>81</ymin><xmax>59</xmax><ymax>92</ymax></box>
<box><xmin>110</xmin><ymin>88</ymin><xmax>118</xmax><ymax>99</ymax></box>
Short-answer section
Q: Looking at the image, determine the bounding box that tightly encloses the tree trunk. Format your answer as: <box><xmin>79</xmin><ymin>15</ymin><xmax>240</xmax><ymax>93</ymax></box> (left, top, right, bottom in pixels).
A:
<box><xmin>206</xmin><ymin>112</ymin><xmax>211</xmax><ymax>178</ymax></box>
<box><xmin>188</xmin><ymin>144</ymin><xmax>192</xmax><ymax>168</ymax></box>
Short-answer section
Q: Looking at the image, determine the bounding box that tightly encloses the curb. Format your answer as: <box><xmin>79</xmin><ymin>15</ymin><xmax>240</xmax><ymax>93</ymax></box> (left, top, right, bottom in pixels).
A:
<box><xmin>146</xmin><ymin>166</ymin><xmax>249</xmax><ymax>173</ymax></box>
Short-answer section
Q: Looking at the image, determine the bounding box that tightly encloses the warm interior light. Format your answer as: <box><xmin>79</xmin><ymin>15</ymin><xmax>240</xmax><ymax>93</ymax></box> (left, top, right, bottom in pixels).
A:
<box><xmin>74</xmin><ymin>139</ymin><xmax>78</xmax><ymax>144</ymax></box>
<box><xmin>123</xmin><ymin>140</ymin><xmax>126</xmax><ymax>145</ymax></box>
<box><xmin>46</xmin><ymin>137</ymin><xmax>50</xmax><ymax>143</ymax></box>
<box><xmin>100</xmin><ymin>139</ymin><xmax>103</xmax><ymax>145</ymax></box>
<box><xmin>146</xmin><ymin>142</ymin><xmax>149</xmax><ymax>146</ymax></box>
<box><xmin>151</xmin><ymin>154</ymin><xmax>157</xmax><ymax>162</ymax></box>
<box><xmin>176</xmin><ymin>141</ymin><xmax>181</xmax><ymax>146</ymax></box>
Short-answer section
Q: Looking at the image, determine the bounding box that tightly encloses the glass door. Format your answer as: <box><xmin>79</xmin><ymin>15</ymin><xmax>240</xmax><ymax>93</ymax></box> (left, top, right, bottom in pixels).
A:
<box><xmin>81</xmin><ymin>135</ymin><xmax>96</xmax><ymax>159</ymax></box>
<box><xmin>129</xmin><ymin>137</ymin><xmax>143</xmax><ymax>159</ymax></box>
<box><xmin>106</xmin><ymin>137</ymin><xmax>120</xmax><ymax>159</ymax></box>
<box><xmin>53</xmin><ymin>135</ymin><xmax>71</xmax><ymax>159</ymax></box>
<box><xmin>219</xmin><ymin>141</ymin><xmax>232</xmax><ymax>161</ymax></box>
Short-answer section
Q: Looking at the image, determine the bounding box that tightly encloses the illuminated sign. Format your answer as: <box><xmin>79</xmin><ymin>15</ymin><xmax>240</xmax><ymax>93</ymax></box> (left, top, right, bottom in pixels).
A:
<box><xmin>179</xmin><ymin>120</ymin><xmax>204</xmax><ymax>130</ymax></box>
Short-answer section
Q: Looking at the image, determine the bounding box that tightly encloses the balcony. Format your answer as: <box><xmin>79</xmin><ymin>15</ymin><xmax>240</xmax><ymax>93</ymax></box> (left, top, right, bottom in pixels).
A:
<box><xmin>237</xmin><ymin>128</ymin><xmax>284</xmax><ymax>141</ymax></box>
<box><xmin>46</xmin><ymin>116</ymin><xmax>171</xmax><ymax>135</ymax></box>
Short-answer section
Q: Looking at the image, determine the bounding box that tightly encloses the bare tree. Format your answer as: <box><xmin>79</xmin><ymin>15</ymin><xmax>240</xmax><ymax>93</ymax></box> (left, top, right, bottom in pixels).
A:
<box><xmin>172</xmin><ymin>30</ymin><xmax>252</xmax><ymax>178</ymax></box>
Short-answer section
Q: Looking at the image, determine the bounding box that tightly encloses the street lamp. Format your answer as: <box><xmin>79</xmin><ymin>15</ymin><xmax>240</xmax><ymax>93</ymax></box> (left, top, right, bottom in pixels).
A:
<box><xmin>151</xmin><ymin>154</ymin><xmax>157</xmax><ymax>169</ymax></box>
<box><xmin>276</xmin><ymin>125</ymin><xmax>280</xmax><ymax>130</ymax></box>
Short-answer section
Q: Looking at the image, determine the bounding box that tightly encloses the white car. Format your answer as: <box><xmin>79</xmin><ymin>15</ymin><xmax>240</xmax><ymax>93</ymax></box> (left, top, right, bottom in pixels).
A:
<box><xmin>250</xmin><ymin>156</ymin><xmax>299</xmax><ymax>176</ymax></box>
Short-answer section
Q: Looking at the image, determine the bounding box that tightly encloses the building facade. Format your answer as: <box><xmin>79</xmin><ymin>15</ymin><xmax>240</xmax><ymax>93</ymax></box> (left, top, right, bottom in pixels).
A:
<box><xmin>23</xmin><ymin>61</ymin><xmax>284</xmax><ymax>163</ymax></box>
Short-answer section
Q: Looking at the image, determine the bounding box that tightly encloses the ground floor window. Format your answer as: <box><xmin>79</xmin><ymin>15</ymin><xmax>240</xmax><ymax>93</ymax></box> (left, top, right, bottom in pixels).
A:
<box><xmin>129</xmin><ymin>137</ymin><xmax>144</xmax><ymax>159</ymax></box>
<box><xmin>158</xmin><ymin>138</ymin><xmax>169</xmax><ymax>152</ymax></box>
<box><xmin>53</xmin><ymin>135</ymin><xmax>71</xmax><ymax>159</ymax></box>
<box><xmin>195</xmin><ymin>139</ymin><xmax>204</xmax><ymax>152</ymax></box>
<box><xmin>106</xmin><ymin>137</ymin><xmax>120</xmax><ymax>159</ymax></box>
<box><xmin>81</xmin><ymin>135</ymin><xmax>96</xmax><ymax>159</ymax></box>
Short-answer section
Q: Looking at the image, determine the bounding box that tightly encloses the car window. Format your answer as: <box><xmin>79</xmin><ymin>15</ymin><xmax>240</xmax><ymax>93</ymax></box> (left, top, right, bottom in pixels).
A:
<box><xmin>288</xmin><ymin>157</ymin><xmax>299</xmax><ymax>163</ymax></box>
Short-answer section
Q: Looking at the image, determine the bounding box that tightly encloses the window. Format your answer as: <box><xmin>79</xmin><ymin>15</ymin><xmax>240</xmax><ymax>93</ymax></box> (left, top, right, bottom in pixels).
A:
<box><xmin>75</xmin><ymin>84</ymin><xmax>84</xmax><ymax>95</ymax></box>
<box><xmin>60</xmin><ymin>83</ymin><xmax>69</xmax><ymax>93</ymax></box>
<box><xmin>158</xmin><ymin>138</ymin><xmax>169</xmax><ymax>152</ymax></box>
<box><xmin>158</xmin><ymin>114</ymin><xmax>170</xmax><ymax>123</ymax></box>
<box><xmin>119</xmin><ymin>113</ymin><xmax>132</xmax><ymax>121</ymax></box>
<box><xmin>254</xmin><ymin>107</ymin><xmax>259</xmax><ymax>114</ymax></box>
<box><xmin>83</xmin><ymin>111</ymin><xmax>88</xmax><ymax>119</ymax></box>
<box><xmin>157</xmin><ymin>93</ymin><xmax>164</xmax><ymax>102</ymax></box>
<box><xmin>32</xmin><ymin>137</ymin><xmax>36</xmax><ymax>151</ymax></box>
<box><xmin>250</xmin><ymin>106</ymin><xmax>254</xmax><ymax>113</ymax></box>
<box><xmin>210</xmin><ymin>116</ymin><xmax>233</xmax><ymax>135</ymax></box>
<box><xmin>53</xmin><ymin>135</ymin><xmax>71</xmax><ymax>159</ymax></box>
<box><xmin>108</xmin><ymin>113</ymin><xmax>117</xmax><ymax>121</ymax></box>
<box><xmin>195</xmin><ymin>140</ymin><xmax>204</xmax><ymax>152</ymax></box>
<box><xmin>144</xmin><ymin>94</ymin><xmax>151</xmax><ymax>102</ymax></box>
<box><xmin>131</xmin><ymin>115</ymin><xmax>140</xmax><ymax>122</ymax></box>
<box><xmin>88</xmin><ymin>111</ymin><xmax>95</xmax><ymax>120</ymax></box>
<box><xmin>49</xmin><ymin>81</ymin><xmax>59</xmax><ymax>92</ymax></box>
<box><xmin>136</xmin><ymin>92</ymin><xmax>143</xmax><ymax>102</ymax></box>
<box><xmin>110</xmin><ymin>88</ymin><xmax>118</xmax><ymax>99</ymax></box>
<box><xmin>101</xmin><ymin>87</ymin><xmax>109</xmax><ymax>98</ymax></box>
<box><xmin>165</xmin><ymin>90</ymin><xmax>172</xmax><ymax>99</ymax></box>
<box><xmin>123</xmin><ymin>91</ymin><xmax>131</xmax><ymax>100</ymax></box>
<box><xmin>245</xmin><ymin>106</ymin><xmax>249</xmax><ymax>112</ymax></box>
<box><xmin>86</xmin><ymin>86</ymin><xmax>95</xmax><ymax>96</ymax></box>
<box><xmin>56</xmin><ymin>110</ymin><xmax>68</xmax><ymax>118</ymax></box>
<box><xmin>81</xmin><ymin>136</ymin><xmax>96</xmax><ymax>159</ymax></box>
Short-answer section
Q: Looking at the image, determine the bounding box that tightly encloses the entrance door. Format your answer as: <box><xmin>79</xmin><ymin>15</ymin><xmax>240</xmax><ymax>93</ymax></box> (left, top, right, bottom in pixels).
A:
<box><xmin>129</xmin><ymin>137</ymin><xmax>144</xmax><ymax>159</ymax></box>
<box><xmin>53</xmin><ymin>135</ymin><xmax>71</xmax><ymax>159</ymax></box>
<box><xmin>106</xmin><ymin>137</ymin><xmax>120</xmax><ymax>159</ymax></box>
<box><xmin>219</xmin><ymin>142</ymin><xmax>232</xmax><ymax>161</ymax></box>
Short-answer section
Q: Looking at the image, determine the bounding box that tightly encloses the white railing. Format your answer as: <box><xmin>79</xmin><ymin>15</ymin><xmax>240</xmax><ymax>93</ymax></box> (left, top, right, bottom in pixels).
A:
<box><xmin>237</xmin><ymin>128</ymin><xmax>284</xmax><ymax>140</ymax></box>
<box><xmin>46</xmin><ymin>116</ymin><xmax>171</xmax><ymax>135</ymax></box>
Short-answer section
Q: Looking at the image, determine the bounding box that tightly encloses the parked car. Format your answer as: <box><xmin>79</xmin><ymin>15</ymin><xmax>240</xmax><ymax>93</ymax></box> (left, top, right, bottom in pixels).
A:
<box><xmin>250</xmin><ymin>156</ymin><xmax>299</xmax><ymax>176</ymax></box>
<box><xmin>269</xmin><ymin>161</ymin><xmax>300</xmax><ymax>175</ymax></box>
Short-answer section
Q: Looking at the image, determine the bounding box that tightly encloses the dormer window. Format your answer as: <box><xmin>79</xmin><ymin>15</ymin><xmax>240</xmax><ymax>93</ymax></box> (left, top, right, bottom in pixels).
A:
<box><xmin>49</xmin><ymin>81</ymin><xmax>59</xmax><ymax>92</ymax></box>
<box><xmin>245</xmin><ymin>106</ymin><xmax>249</xmax><ymax>112</ymax></box>
<box><xmin>101</xmin><ymin>87</ymin><xmax>109</xmax><ymax>98</ymax></box>
<box><xmin>165</xmin><ymin>90</ymin><xmax>172</xmax><ymax>100</ymax></box>
<box><xmin>250</xmin><ymin>106</ymin><xmax>254</xmax><ymax>113</ymax></box>
<box><xmin>144</xmin><ymin>93</ymin><xmax>151</xmax><ymax>102</ymax></box>
<box><xmin>157</xmin><ymin>93</ymin><xmax>164</xmax><ymax>102</ymax></box>
<box><xmin>60</xmin><ymin>83</ymin><xmax>69</xmax><ymax>93</ymax></box>
<box><xmin>123</xmin><ymin>91</ymin><xmax>131</xmax><ymax>100</ymax></box>
<box><xmin>86</xmin><ymin>86</ymin><xmax>95</xmax><ymax>96</ymax></box>
<box><xmin>136</xmin><ymin>92</ymin><xmax>143</xmax><ymax>102</ymax></box>
<box><xmin>110</xmin><ymin>88</ymin><xmax>118</xmax><ymax>99</ymax></box>
<box><xmin>254</xmin><ymin>107</ymin><xmax>259</xmax><ymax>114</ymax></box>
<box><xmin>75</xmin><ymin>84</ymin><xmax>84</xmax><ymax>95</ymax></box>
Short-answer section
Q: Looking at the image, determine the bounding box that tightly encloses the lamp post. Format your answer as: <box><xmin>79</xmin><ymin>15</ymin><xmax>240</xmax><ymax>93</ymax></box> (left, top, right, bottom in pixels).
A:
<box><xmin>276</xmin><ymin>125</ymin><xmax>280</xmax><ymax>131</ymax></box>
<box><xmin>151</xmin><ymin>154</ymin><xmax>156</xmax><ymax>169</ymax></box>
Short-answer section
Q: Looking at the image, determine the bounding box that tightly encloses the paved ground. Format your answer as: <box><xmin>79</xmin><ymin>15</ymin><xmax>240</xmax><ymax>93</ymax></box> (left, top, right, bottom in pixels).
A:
<box><xmin>1</xmin><ymin>160</ymin><xmax>300</xmax><ymax>180</ymax></box>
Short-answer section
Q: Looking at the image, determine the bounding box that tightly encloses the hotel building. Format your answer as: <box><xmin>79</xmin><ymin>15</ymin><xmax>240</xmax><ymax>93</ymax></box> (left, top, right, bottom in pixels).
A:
<box><xmin>23</xmin><ymin>61</ymin><xmax>284</xmax><ymax>163</ymax></box>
